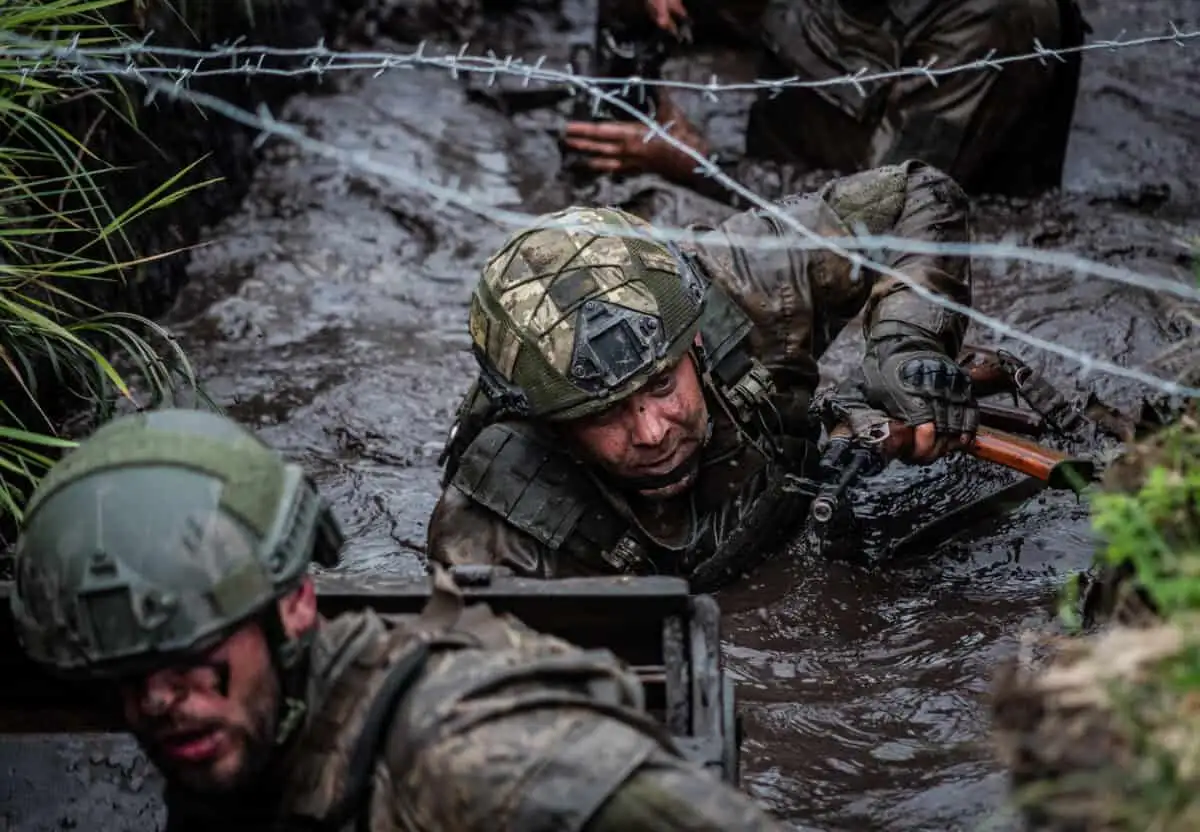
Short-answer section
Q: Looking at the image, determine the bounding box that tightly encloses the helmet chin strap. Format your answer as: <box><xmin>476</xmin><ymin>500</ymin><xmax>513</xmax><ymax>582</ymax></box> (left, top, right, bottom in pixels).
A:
<box><xmin>259</xmin><ymin>603</ymin><xmax>314</xmax><ymax>748</ymax></box>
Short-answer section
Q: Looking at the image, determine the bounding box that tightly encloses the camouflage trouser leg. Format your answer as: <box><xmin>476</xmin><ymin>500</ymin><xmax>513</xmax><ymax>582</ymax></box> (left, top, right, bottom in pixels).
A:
<box><xmin>685</xmin><ymin>0</ymin><xmax>770</xmax><ymax>47</ymax></box>
<box><xmin>873</xmin><ymin>0</ymin><xmax>1072</xmax><ymax>195</ymax></box>
<box><xmin>746</xmin><ymin>0</ymin><xmax>1081</xmax><ymax>195</ymax></box>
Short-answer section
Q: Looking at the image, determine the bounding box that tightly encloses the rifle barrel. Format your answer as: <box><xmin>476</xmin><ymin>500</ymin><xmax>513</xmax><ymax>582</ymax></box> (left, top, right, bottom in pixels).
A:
<box><xmin>970</xmin><ymin>427</ymin><xmax>1095</xmax><ymax>492</ymax></box>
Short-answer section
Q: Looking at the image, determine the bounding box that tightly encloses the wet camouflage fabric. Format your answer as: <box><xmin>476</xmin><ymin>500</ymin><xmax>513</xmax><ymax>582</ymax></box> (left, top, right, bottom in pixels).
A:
<box><xmin>165</xmin><ymin>570</ymin><xmax>785</xmax><ymax>831</ymax></box>
<box><xmin>585</xmin><ymin>752</ymin><xmax>785</xmax><ymax>830</ymax></box>
<box><xmin>745</xmin><ymin>0</ymin><xmax>1081</xmax><ymax>196</ymax></box>
<box><xmin>427</xmin><ymin>161</ymin><xmax>972</xmax><ymax>578</ymax></box>
<box><xmin>471</xmin><ymin>205</ymin><xmax>704</xmax><ymax>420</ymax></box>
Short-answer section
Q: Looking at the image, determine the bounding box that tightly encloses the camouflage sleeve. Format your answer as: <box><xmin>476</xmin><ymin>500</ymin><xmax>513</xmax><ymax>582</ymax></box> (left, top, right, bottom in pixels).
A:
<box><xmin>832</xmin><ymin>161</ymin><xmax>972</xmax><ymax>356</ymax></box>
<box><xmin>692</xmin><ymin>160</ymin><xmax>971</xmax><ymax>368</ymax></box>
<box><xmin>868</xmin><ymin>0</ymin><xmax>1064</xmax><ymax>186</ymax></box>
<box><xmin>425</xmin><ymin>485</ymin><xmax>555</xmax><ymax>577</ymax></box>
<box><xmin>585</xmin><ymin>748</ymin><xmax>787</xmax><ymax>831</ymax></box>
<box><xmin>383</xmin><ymin>614</ymin><xmax>774</xmax><ymax>831</ymax></box>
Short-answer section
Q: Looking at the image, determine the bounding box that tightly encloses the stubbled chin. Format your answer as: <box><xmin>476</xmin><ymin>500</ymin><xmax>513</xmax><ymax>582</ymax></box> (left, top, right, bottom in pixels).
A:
<box><xmin>161</xmin><ymin>745</ymin><xmax>246</xmax><ymax>794</ymax></box>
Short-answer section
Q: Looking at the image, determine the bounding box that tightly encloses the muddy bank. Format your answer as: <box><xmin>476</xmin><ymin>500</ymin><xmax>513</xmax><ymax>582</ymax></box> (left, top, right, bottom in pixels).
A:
<box><xmin>42</xmin><ymin>0</ymin><xmax>340</xmax><ymax>320</ymax></box>
<box><xmin>2</xmin><ymin>0</ymin><xmax>1199</xmax><ymax>829</ymax></box>
<box><xmin>0</xmin><ymin>0</ymin><xmax>338</xmax><ymax>503</ymax></box>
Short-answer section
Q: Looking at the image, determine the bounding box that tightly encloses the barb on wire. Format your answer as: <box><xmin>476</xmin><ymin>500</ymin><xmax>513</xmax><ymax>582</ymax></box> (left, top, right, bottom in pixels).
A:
<box><xmin>1</xmin><ymin>21</ymin><xmax>1197</xmax><ymax>96</ymax></box>
<box><xmin>1</xmin><ymin>29</ymin><xmax>1196</xmax><ymax>399</ymax></box>
<box><xmin>8</xmin><ymin>31</ymin><xmax>1200</xmax><ymax>307</ymax></box>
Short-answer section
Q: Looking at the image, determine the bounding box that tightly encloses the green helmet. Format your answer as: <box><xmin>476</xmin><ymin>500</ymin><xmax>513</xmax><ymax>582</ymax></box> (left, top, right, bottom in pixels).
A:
<box><xmin>468</xmin><ymin>205</ymin><xmax>708</xmax><ymax>421</ymax></box>
<box><xmin>9</xmin><ymin>408</ymin><xmax>343</xmax><ymax>680</ymax></box>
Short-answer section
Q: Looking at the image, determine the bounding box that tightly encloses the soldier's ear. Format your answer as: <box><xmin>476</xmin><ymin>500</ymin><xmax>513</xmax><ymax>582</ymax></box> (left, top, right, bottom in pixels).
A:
<box><xmin>278</xmin><ymin>576</ymin><xmax>319</xmax><ymax>638</ymax></box>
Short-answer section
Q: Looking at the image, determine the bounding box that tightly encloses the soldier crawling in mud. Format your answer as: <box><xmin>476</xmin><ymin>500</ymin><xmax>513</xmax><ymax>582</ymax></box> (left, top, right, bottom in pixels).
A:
<box><xmin>8</xmin><ymin>408</ymin><xmax>790</xmax><ymax>831</ymax></box>
<box><xmin>428</xmin><ymin>160</ymin><xmax>979</xmax><ymax>589</ymax></box>
<box><xmin>561</xmin><ymin>0</ymin><xmax>1088</xmax><ymax>199</ymax></box>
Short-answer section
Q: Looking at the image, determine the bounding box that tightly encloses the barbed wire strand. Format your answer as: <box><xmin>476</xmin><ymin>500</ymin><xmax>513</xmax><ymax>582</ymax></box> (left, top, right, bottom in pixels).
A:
<box><xmin>3</xmin><ymin>21</ymin><xmax>1197</xmax><ymax>96</ymax></box>
<box><xmin>3</xmin><ymin>29</ymin><xmax>1195</xmax><ymax>398</ymax></box>
<box><xmin>10</xmin><ymin>34</ymin><xmax>1200</xmax><ymax>309</ymax></box>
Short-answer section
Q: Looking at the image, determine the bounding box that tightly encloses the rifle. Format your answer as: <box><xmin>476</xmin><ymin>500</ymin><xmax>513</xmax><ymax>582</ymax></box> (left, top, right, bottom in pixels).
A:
<box><xmin>575</xmin><ymin>4</ymin><xmax>690</xmax><ymax>124</ymax></box>
<box><xmin>803</xmin><ymin>346</ymin><xmax>1103</xmax><ymax>553</ymax></box>
<box><xmin>807</xmin><ymin>421</ymin><xmax>1096</xmax><ymax>526</ymax></box>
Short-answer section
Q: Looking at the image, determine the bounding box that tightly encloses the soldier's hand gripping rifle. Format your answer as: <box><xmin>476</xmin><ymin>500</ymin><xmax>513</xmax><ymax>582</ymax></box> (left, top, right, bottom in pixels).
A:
<box><xmin>804</xmin><ymin>350</ymin><xmax>1100</xmax><ymax>554</ymax></box>
<box><xmin>808</xmin><ymin>421</ymin><xmax>1097</xmax><ymax>529</ymax></box>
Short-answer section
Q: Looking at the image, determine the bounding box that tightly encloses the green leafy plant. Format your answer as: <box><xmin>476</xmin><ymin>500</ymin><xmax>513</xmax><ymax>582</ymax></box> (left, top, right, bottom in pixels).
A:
<box><xmin>1092</xmin><ymin>449</ymin><xmax>1200</xmax><ymax>617</ymax></box>
<box><xmin>1001</xmin><ymin>410</ymin><xmax>1200</xmax><ymax>831</ymax></box>
<box><xmin>0</xmin><ymin>0</ymin><xmax>216</xmax><ymax>525</ymax></box>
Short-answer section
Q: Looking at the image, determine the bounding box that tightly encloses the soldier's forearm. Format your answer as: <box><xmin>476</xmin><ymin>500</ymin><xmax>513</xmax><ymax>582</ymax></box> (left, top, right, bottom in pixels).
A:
<box><xmin>586</xmin><ymin>752</ymin><xmax>787</xmax><ymax>831</ymax></box>
<box><xmin>859</xmin><ymin>163</ymin><xmax>973</xmax><ymax>356</ymax></box>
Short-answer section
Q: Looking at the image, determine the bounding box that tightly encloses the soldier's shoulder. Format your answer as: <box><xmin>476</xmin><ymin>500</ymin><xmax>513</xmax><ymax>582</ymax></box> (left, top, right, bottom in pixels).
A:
<box><xmin>386</xmin><ymin>603</ymin><xmax>633</xmax><ymax>739</ymax></box>
<box><xmin>378</xmin><ymin>612</ymin><xmax>665</xmax><ymax>830</ymax></box>
<box><xmin>819</xmin><ymin>164</ymin><xmax>910</xmax><ymax>213</ymax></box>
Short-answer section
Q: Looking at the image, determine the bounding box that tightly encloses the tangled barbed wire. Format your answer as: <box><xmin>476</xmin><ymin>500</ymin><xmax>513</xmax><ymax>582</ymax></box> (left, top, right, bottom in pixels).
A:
<box><xmin>1</xmin><ymin>27</ymin><xmax>1196</xmax><ymax>398</ymax></box>
<box><xmin>11</xmin><ymin>30</ymin><xmax>1198</xmax><ymax>306</ymax></box>
<box><xmin>4</xmin><ymin>21</ymin><xmax>1198</xmax><ymax>97</ymax></box>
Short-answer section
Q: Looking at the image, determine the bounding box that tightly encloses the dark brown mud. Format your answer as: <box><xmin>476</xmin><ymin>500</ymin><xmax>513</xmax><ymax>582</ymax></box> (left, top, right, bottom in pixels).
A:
<box><xmin>2</xmin><ymin>0</ymin><xmax>1198</xmax><ymax>829</ymax></box>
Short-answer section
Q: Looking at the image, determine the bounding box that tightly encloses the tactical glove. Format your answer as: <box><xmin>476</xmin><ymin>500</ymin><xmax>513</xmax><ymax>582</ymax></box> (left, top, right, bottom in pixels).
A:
<box><xmin>861</xmin><ymin>333</ymin><xmax>978</xmax><ymax>437</ymax></box>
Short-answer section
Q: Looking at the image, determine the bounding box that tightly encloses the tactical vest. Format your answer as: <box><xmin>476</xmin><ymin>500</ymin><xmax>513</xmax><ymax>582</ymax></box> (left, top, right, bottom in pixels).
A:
<box><xmin>437</xmin><ymin>280</ymin><xmax>822</xmax><ymax>591</ymax></box>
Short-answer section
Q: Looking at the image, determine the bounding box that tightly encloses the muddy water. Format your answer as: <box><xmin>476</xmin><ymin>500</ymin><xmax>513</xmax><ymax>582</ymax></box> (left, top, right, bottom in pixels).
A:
<box><xmin>4</xmin><ymin>0</ymin><xmax>1198</xmax><ymax>829</ymax></box>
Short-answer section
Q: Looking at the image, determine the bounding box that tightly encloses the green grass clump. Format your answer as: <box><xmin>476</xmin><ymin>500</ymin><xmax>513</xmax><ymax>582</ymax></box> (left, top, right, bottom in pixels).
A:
<box><xmin>0</xmin><ymin>0</ymin><xmax>215</xmax><ymax>526</ymax></box>
<box><xmin>1091</xmin><ymin>419</ymin><xmax>1200</xmax><ymax>616</ymax></box>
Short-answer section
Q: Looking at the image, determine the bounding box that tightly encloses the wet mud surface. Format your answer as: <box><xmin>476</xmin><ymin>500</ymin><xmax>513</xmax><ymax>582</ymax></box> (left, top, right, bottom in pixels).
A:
<box><xmin>3</xmin><ymin>0</ymin><xmax>1198</xmax><ymax>829</ymax></box>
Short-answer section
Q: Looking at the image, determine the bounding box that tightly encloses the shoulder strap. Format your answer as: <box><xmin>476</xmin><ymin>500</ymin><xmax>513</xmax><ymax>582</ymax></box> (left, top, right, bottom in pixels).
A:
<box><xmin>323</xmin><ymin>567</ymin><xmax>482</xmax><ymax>832</ymax></box>
<box><xmin>322</xmin><ymin>641</ymin><xmax>432</xmax><ymax>832</ymax></box>
<box><xmin>693</xmin><ymin>275</ymin><xmax>781</xmax><ymax>431</ymax></box>
<box><xmin>437</xmin><ymin>380</ymin><xmax>499</xmax><ymax>487</ymax></box>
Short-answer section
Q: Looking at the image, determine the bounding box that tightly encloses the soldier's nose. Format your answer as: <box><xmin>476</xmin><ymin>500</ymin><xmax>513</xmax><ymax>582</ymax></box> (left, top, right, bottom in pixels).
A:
<box><xmin>630</xmin><ymin>405</ymin><xmax>670</xmax><ymax>447</ymax></box>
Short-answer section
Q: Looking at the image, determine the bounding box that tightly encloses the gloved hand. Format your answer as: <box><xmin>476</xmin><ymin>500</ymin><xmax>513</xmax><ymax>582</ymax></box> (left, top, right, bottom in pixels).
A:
<box><xmin>861</xmin><ymin>334</ymin><xmax>978</xmax><ymax>464</ymax></box>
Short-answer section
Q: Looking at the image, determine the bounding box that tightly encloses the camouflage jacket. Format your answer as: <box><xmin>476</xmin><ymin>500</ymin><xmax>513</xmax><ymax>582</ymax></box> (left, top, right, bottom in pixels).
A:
<box><xmin>163</xmin><ymin>570</ymin><xmax>784</xmax><ymax>831</ymax></box>
<box><xmin>739</xmin><ymin>0</ymin><xmax>1084</xmax><ymax>197</ymax></box>
<box><xmin>427</xmin><ymin>161</ymin><xmax>972</xmax><ymax>583</ymax></box>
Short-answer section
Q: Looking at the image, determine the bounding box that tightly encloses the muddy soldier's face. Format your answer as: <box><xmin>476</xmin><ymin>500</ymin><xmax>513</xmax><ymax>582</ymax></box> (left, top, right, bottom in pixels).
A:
<box><xmin>118</xmin><ymin>581</ymin><xmax>318</xmax><ymax>794</ymax></box>
<box><xmin>565</xmin><ymin>351</ymin><xmax>710</xmax><ymax>499</ymax></box>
